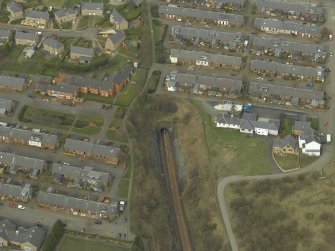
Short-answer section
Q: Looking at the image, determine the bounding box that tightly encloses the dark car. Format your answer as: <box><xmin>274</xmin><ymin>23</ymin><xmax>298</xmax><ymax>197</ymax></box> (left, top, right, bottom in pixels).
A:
<box><xmin>27</xmin><ymin>94</ymin><xmax>35</xmax><ymax>98</ymax></box>
<box><xmin>95</xmin><ymin>220</ymin><xmax>102</xmax><ymax>225</ymax></box>
<box><xmin>101</xmin><ymin>104</ymin><xmax>106</xmax><ymax>109</ymax></box>
<box><xmin>34</xmin><ymin>222</ymin><xmax>42</xmax><ymax>227</ymax></box>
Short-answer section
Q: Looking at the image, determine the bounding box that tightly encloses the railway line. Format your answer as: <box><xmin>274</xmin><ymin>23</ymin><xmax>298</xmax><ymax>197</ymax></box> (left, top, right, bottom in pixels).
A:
<box><xmin>159</xmin><ymin>128</ymin><xmax>193</xmax><ymax>251</ymax></box>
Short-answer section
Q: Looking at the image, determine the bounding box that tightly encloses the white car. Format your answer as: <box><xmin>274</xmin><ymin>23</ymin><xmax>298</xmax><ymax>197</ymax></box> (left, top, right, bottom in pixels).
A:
<box><xmin>17</xmin><ymin>205</ymin><xmax>25</xmax><ymax>210</ymax></box>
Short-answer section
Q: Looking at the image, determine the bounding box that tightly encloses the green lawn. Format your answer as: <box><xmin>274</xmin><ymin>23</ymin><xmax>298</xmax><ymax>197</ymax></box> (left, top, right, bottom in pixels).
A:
<box><xmin>65</xmin><ymin>0</ymin><xmax>80</xmax><ymax>7</ymax></box>
<box><xmin>59</xmin><ymin>235</ymin><xmax>130</xmax><ymax>251</ymax></box>
<box><xmin>79</xmin><ymin>93</ymin><xmax>115</xmax><ymax>104</ymax></box>
<box><xmin>147</xmin><ymin>71</ymin><xmax>161</xmax><ymax>93</ymax></box>
<box><xmin>72</xmin><ymin>126</ymin><xmax>101</xmax><ymax>135</ymax></box>
<box><xmin>280</xmin><ymin>117</ymin><xmax>293</xmax><ymax>135</ymax></box>
<box><xmin>106</xmin><ymin>119</ymin><xmax>127</xmax><ymax>142</ymax></box>
<box><xmin>42</xmin><ymin>0</ymin><xmax>65</xmax><ymax>8</ymax></box>
<box><xmin>120</xmin><ymin>6</ymin><xmax>142</xmax><ymax>21</ymax></box>
<box><xmin>273</xmin><ymin>153</ymin><xmax>300</xmax><ymax>171</ymax></box>
<box><xmin>299</xmin><ymin>150</ymin><xmax>319</xmax><ymax>168</ymax></box>
<box><xmin>113</xmin><ymin>69</ymin><xmax>147</xmax><ymax>106</ymax></box>
<box><xmin>191</xmin><ymin>100</ymin><xmax>272</xmax><ymax>177</ymax></box>
<box><xmin>118</xmin><ymin>179</ymin><xmax>130</xmax><ymax>198</ymax></box>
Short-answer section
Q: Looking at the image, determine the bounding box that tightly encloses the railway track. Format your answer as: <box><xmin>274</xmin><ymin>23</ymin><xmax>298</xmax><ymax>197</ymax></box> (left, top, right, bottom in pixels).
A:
<box><xmin>159</xmin><ymin>129</ymin><xmax>192</xmax><ymax>251</ymax></box>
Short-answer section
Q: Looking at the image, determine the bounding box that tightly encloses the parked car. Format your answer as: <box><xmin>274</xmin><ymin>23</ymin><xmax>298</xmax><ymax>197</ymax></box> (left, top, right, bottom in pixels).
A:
<box><xmin>9</xmin><ymin>203</ymin><xmax>16</xmax><ymax>208</ymax></box>
<box><xmin>95</xmin><ymin>220</ymin><xmax>102</xmax><ymax>225</ymax></box>
<box><xmin>17</xmin><ymin>204</ymin><xmax>25</xmax><ymax>210</ymax></box>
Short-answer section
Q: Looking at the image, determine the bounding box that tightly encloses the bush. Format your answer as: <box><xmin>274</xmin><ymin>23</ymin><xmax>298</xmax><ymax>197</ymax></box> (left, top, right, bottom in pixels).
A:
<box><xmin>17</xmin><ymin>105</ymin><xmax>28</xmax><ymax>121</ymax></box>
<box><xmin>74</xmin><ymin>120</ymin><xmax>89</xmax><ymax>128</ymax></box>
<box><xmin>42</xmin><ymin>219</ymin><xmax>65</xmax><ymax>251</ymax></box>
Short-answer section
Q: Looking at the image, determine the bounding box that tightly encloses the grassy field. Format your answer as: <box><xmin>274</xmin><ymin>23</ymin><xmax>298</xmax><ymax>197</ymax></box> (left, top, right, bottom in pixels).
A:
<box><xmin>118</xmin><ymin>179</ymin><xmax>130</xmax><ymax>198</ymax></box>
<box><xmin>299</xmin><ymin>150</ymin><xmax>319</xmax><ymax>168</ymax></box>
<box><xmin>190</xmin><ymin>100</ymin><xmax>272</xmax><ymax>176</ymax></box>
<box><xmin>107</xmin><ymin>119</ymin><xmax>127</xmax><ymax>142</ymax></box>
<box><xmin>226</xmin><ymin>156</ymin><xmax>335</xmax><ymax>251</ymax></box>
<box><xmin>120</xmin><ymin>6</ymin><xmax>142</xmax><ymax>21</ymax></box>
<box><xmin>273</xmin><ymin>153</ymin><xmax>300</xmax><ymax>170</ymax></box>
<box><xmin>113</xmin><ymin>69</ymin><xmax>147</xmax><ymax>106</ymax></box>
<box><xmin>42</xmin><ymin>0</ymin><xmax>65</xmax><ymax>8</ymax></box>
<box><xmin>79</xmin><ymin>93</ymin><xmax>115</xmax><ymax>104</ymax></box>
<box><xmin>147</xmin><ymin>71</ymin><xmax>161</xmax><ymax>93</ymax></box>
<box><xmin>59</xmin><ymin>235</ymin><xmax>130</xmax><ymax>251</ymax></box>
<box><xmin>280</xmin><ymin>116</ymin><xmax>293</xmax><ymax>135</ymax></box>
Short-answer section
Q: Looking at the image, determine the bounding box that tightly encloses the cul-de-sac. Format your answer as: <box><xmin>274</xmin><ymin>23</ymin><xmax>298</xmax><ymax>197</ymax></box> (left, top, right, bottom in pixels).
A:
<box><xmin>0</xmin><ymin>0</ymin><xmax>333</xmax><ymax>251</ymax></box>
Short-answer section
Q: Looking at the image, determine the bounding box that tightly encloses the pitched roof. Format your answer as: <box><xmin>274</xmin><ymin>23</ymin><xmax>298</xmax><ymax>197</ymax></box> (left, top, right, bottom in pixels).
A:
<box><xmin>0</xmin><ymin>29</ymin><xmax>11</xmax><ymax>39</ymax></box>
<box><xmin>109</xmin><ymin>30</ymin><xmax>125</xmax><ymax>44</ymax></box>
<box><xmin>254</xmin><ymin>18</ymin><xmax>323</xmax><ymax>36</ymax></box>
<box><xmin>15</xmin><ymin>31</ymin><xmax>38</xmax><ymax>42</ymax></box>
<box><xmin>7</xmin><ymin>1</ymin><xmax>23</xmax><ymax>13</ymax></box>
<box><xmin>70</xmin><ymin>45</ymin><xmax>94</xmax><ymax>58</ymax></box>
<box><xmin>240</xmin><ymin>112</ymin><xmax>257</xmax><ymax>130</ymax></box>
<box><xmin>293</xmin><ymin>120</ymin><xmax>311</xmax><ymax>132</ymax></box>
<box><xmin>38</xmin><ymin>83</ymin><xmax>78</xmax><ymax>94</ymax></box>
<box><xmin>110</xmin><ymin>9</ymin><xmax>126</xmax><ymax>23</ymax></box>
<box><xmin>54</xmin><ymin>7</ymin><xmax>78</xmax><ymax>18</ymax></box>
<box><xmin>273</xmin><ymin>134</ymin><xmax>297</xmax><ymax>149</ymax></box>
<box><xmin>0</xmin><ymin>183</ymin><xmax>32</xmax><ymax>200</ymax></box>
<box><xmin>82</xmin><ymin>2</ymin><xmax>104</xmax><ymax>10</ymax></box>
<box><xmin>171</xmin><ymin>48</ymin><xmax>242</xmax><ymax>67</ymax></box>
<box><xmin>0</xmin><ymin>75</ymin><xmax>26</xmax><ymax>89</ymax></box>
<box><xmin>158</xmin><ymin>5</ymin><xmax>244</xmax><ymax>25</ymax></box>
<box><xmin>171</xmin><ymin>26</ymin><xmax>243</xmax><ymax>45</ymax></box>
<box><xmin>43</xmin><ymin>37</ymin><xmax>64</xmax><ymax>49</ymax></box>
<box><xmin>25</xmin><ymin>10</ymin><xmax>49</xmax><ymax>20</ymax></box>
<box><xmin>250</xmin><ymin>59</ymin><xmax>325</xmax><ymax>78</ymax></box>
<box><xmin>216</xmin><ymin>114</ymin><xmax>240</xmax><ymax>126</ymax></box>
<box><xmin>300</xmin><ymin>129</ymin><xmax>321</xmax><ymax>144</ymax></box>
<box><xmin>249</xmin><ymin>82</ymin><xmax>325</xmax><ymax>101</ymax></box>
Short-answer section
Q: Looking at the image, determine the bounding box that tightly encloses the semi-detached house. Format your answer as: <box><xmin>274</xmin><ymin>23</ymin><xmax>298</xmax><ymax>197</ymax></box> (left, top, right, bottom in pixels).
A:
<box><xmin>81</xmin><ymin>2</ymin><xmax>104</xmax><ymax>16</ymax></box>
<box><xmin>158</xmin><ymin>5</ymin><xmax>244</xmax><ymax>27</ymax></box>
<box><xmin>170</xmin><ymin>48</ymin><xmax>242</xmax><ymax>71</ymax></box>
<box><xmin>24</xmin><ymin>10</ymin><xmax>49</xmax><ymax>28</ymax></box>
<box><xmin>250</xmin><ymin>59</ymin><xmax>326</xmax><ymax>82</ymax></box>
<box><xmin>254</xmin><ymin>18</ymin><xmax>323</xmax><ymax>39</ymax></box>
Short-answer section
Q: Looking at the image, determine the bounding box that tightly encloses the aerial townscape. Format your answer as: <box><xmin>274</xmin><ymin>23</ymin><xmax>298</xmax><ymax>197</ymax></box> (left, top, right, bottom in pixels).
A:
<box><xmin>0</xmin><ymin>0</ymin><xmax>334</xmax><ymax>251</ymax></box>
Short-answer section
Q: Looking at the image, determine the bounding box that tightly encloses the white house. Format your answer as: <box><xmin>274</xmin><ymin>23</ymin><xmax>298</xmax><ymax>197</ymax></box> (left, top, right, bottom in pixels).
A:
<box><xmin>216</xmin><ymin>114</ymin><xmax>240</xmax><ymax>129</ymax></box>
<box><xmin>298</xmin><ymin>129</ymin><xmax>321</xmax><ymax>156</ymax></box>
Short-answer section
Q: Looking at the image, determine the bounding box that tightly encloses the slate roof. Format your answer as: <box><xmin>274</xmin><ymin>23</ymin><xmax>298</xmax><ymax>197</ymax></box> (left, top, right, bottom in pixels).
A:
<box><xmin>171</xmin><ymin>26</ymin><xmax>243</xmax><ymax>45</ymax></box>
<box><xmin>43</xmin><ymin>37</ymin><xmax>64</xmax><ymax>49</ymax></box>
<box><xmin>38</xmin><ymin>83</ymin><xmax>78</xmax><ymax>94</ymax></box>
<box><xmin>171</xmin><ymin>48</ymin><xmax>242</xmax><ymax>67</ymax></box>
<box><xmin>37</xmin><ymin>190</ymin><xmax>119</xmax><ymax>217</ymax></box>
<box><xmin>0</xmin><ymin>219</ymin><xmax>45</xmax><ymax>248</ymax></box>
<box><xmin>71</xmin><ymin>45</ymin><xmax>94</xmax><ymax>58</ymax></box>
<box><xmin>0</xmin><ymin>151</ymin><xmax>45</xmax><ymax>174</ymax></box>
<box><xmin>110</xmin><ymin>9</ymin><xmax>126</xmax><ymax>23</ymax></box>
<box><xmin>216</xmin><ymin>114</ymin><xmax>240</xmax><ymax>126</ymax></box>
<box><xmin>54</xmin><ymin>7</ymin><xmax>77</xmax><ymax>18</ymax></box>
<box><xmin>240</xmin><ymin>112</ymin><xmax>258</xmax><ymax>130</ymax></box>
<box><xmin>109</xmin><ymin>30</ymin><xmax>125</xmax><ymax>44</ymax></box>
<box><xmin>252</xmin><ymin>119</ymin><xmax>280</xmax><ymax>131</ymax></box>
<box><xmin>175</xmin><ymin>72</ymin><xmax>243</xmax><ymax>92</ymax></box>
<box><xmin>0</xmin><ymin>183</ymin><xmax>32</xmax><ymax>200</ymax></box>
<box><xmin>254</xmin><ymin>18</ymin><xmax>323</xmax><ymax>36</ymax></box>
<box><xmin>0</xmin><ymin>29</ymin><xmax>11</xmax><ymax>39</ymax></box>
<box><xmin>249</xmin><ymin>82</ymin><xmax>325</xmax><ymax>101</ymax></box>
<box><xmin>15</xmin><ymin>31</ymin><xmax>38</xmax><ymax>42</ymax></box>
<box><xmin>25</xmin><ymin>10</ymin><xmax>49</xmax><ymax>20</ymax></box>
<box><xmin>255</xmin><ymin>0</ymin><xmax>325</xmax><ymax>16</ymax></box>
<box><xmin>64</xmin><ymin>138</ymin><xmax>121</xmax><ymax>159</ymax></box>
<box><xmin>293</xmin><ymin>120</ymin><xmax>311</xmax><ymax>132</ymax></box>
<box><xmin>7</xmin><ymin>1</ymin><xmax>23</xmax><ymax>13</ymax></box>
<box><xmin>217</xmin><ymin>0</ymin><xmax>245</xmax><ymax>5</ymax></box>
<box><xmin>252</xmin><ymin>36</ymin><xmax>328</xmax><ymax>56</ymax></box>
<box><xmin>300</xmin><ymin>128</ymin><xmax>321</xmax><ymax>144</ymax></box>
<box><xmin>0</xmin><ymin>75</ymin><xmax>26</xmax><ymax>89</ymax></box>
<box><xmin>273</xmin><ymin>134</ymin><xmax>297</xmax><ymax>149</ymax></box>
<box><xmin>250</xmin><ymin>59</ymin><xmax>325</xmax><ymax>78</ymax></box>
<box><xmin>158</xmin><ymin>5</ymin><xmax>244</xmax><ymax>25</ymax></box>
<box><xmin>82</xmin><ymin>2</ymin><xmax>104</xmax><ymax>11</ymax></box>
<box><xmin>0</xmin><ymin>98</ymin><xmax>14</xmax><ymax>111</ymax></box>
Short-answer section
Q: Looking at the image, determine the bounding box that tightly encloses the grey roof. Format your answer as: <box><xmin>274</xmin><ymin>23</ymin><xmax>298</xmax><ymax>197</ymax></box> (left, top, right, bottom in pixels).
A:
<box><xmin>255</xmin><ymin>0</ymin><xmax>325</xmax><ymax>17</ymax></box>
<box><xmin>171</xmin><ymin>26</ymin><xmax>243</xmax><ymax>45</ymax></box>
<box><xmin>0</xmin><ymin>29</ymin><xmax>11</xmax><ymax>39</ymax></box>
<box><xmin>250</xmin><ymin>60</ymin><xmax>325</xmax><ymax>78</ymax></box>
<box><xmin>0</xmin><ymin>98</ymin><xmax>14</xmax><ymax>111</ymax></box>
<box><xmin>71</xmin><ymin>45</ymin><xmax>94</xmax><ymax>58</ymax></box>
<box><xmin>109</xmin><ymin>30</ymin><xmax>125</xmax><ymax>44</ymax></box>
<box><xmin>171</xmin><ymin>48</ymin><xmax>242</xmax><ymax>67</ymax></box>
<box><xmin>105</xmin><ymin>63</ymin><xmax>133</xmax><ymax>85</ymax></box>
<box><xmin>64</xmin><ymin>76</ymin><xmax>101</xmax><ymax>89</ymax></box>
<box><xmin>25</xmin><ymin>10</ymin><xmax>49</xmax><ymax>20</ymax></box>
<box><xmin>293</xmin><ymin>120</ymin><xmax>311</xmax><ymax>132</ymax></box>
<box><xmin>64</xmin><ymin>138</ymin><xmax>120</xmax><ymax>159</ymax></box>
<box><xmin>110</xmin><ymin>9</ymin><xmax>126</xmax><ymax>23</ymax></box>
<box><xmin>54</xmin><ymin>7</ymin><xmax>78</xmax><ymax>18</ymax></box>
<box><xmin>43</xmin><ymin>37</ymin><xmax>64</xmax><ymax>49</ymax></box>
<box><xmin>15</xmin><ymin>31</ymin><xmax>38</xmax><ymax>42</ymax></box>
<box><xmin>7</xmin><ymin>1</ymin><xmax>23</xmax><ymax>13</ymax></box>
<box><xmin>300</xmin><ymin>128</ymin><xmax>321</xmax><ymax>144</ymax></box>
<box><xmin>158</xmin><ymin>5</ymin><xmax>244</xmax><ymax>25</ymax></box>
<box><xmin>52</xmin><ymin>163</ymin><xmax>82</xmax><ymax>178</ymax></box>
<box><xmin>252</xmin><ymin>119</ymin><xmax>280</xmax><ymax>131</ymax></box>
<box><xmin>240</xmin><ymin>112</ymin><xmax>257</xmax><ymax>130</ymax></box>
<box><xmin>0</xmin><ymin>151</ymin><xmax>45</xmax><ymax>174</ymax></box>
<box><xmin>38</xmin><ymin>83</ymin><xmax>78</xmax><ymax>94</ymax></box>
<box><xmin>273</xmin><ymin>134</ymin><xmax>297</xmax><ymax>149</ymax></box>
<box><xmin>252</xmin><ymin>36</ymin><xmax>328</xmax><ymax>57</ymax></box>
<box><xmin>249</xmin><ymin>82</ymin><xmax>325</xmax><ymax>101</ymax></box>
<box><xmin>217</xmin><ymin>0</ymin><xmax>245</xmax><ymax>5</ymax></box>
<box><xmin>82</xmin><ymin>2</ymin><xmax>104</xmax><ymax>11</ymax></box>
<box><xmin>0</xmin><ymin>183</ymin><xmax>32</xmax><ymax>200</ymax></box>
<box><xmin>0</xmin><ymin>219</ymin><xmax>45</xmax><ymax>248</ymax></box>
<box><xmin>0</xmin><ymin>75</ymin><xmax>26</xmax><ymax>89</ymax></box>
<box><xmin>216</xmin><ymin>114</ymin><xmax>240</xmax><ymax>126</ymax></box>
<box><xmin>37</xmin><ymin>191</ymin><xmax>119</xmax><ymax>217</ymax></box>
<box><xmin>0</xmin><ymin>127</ymin><xmax>58</xmax><ymax>147</ymax></box>
<box><xmin>254</xmin><ymin>18</ymin><xmax>322</xmax><ymax>36</ymax></box>
<box><xmin>175</xmin><ymin>72</ymin><xmax>242</xmax><ymax>92</ymax></box>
